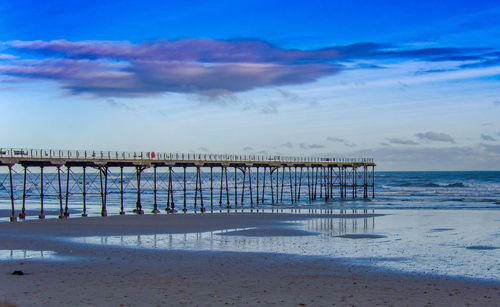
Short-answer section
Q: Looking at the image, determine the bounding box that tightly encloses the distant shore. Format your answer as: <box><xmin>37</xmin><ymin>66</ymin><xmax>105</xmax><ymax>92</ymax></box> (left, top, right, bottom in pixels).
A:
<box><xmin>1</xmin><ymin>213</ymin><xmax>499</xmax><ymax>306</ymax></box>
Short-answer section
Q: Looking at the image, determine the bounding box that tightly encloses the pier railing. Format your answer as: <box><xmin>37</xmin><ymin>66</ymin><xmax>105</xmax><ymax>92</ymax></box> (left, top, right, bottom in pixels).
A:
<box><xmin>0</xmin><ymin>148</ymin><xmax>374</xmax><ymax>164</ymax></box>
<box><xmin>0</xmin><ymin>147</ymin><xmax>376</xmax><ymax>222</ymax></box>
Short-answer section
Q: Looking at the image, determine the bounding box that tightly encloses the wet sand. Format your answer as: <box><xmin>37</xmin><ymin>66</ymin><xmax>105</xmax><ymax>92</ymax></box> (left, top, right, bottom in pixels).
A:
<box><xmin>0</xmin><ymin>213</ymin><xmax>499</xmax><ymax>306</ymax></box>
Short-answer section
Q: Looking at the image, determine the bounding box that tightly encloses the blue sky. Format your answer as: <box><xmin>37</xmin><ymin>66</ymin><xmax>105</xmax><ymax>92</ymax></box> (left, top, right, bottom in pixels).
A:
<box><xmin>1</xmin><ymin>0</ymin><xmax>499</xmax><ymax>170</ymax></box>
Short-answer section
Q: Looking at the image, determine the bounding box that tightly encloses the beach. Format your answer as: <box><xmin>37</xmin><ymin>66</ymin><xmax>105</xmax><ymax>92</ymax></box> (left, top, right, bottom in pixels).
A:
<box><xmin>1</xmin><ymin>213</ymin><xmax>499</xmax><ymax>306</ymax></box>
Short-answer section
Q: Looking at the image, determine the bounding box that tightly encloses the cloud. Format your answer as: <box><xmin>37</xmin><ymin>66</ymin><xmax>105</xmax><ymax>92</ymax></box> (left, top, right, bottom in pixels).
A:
<box><xmin>387</xmin><ymin>138</ymin><xmax>419</xmax><ymax>145</ymax></box>
<box><xmin>280</xmin><ymin>142</ymin><xmax>293</xmax><ymax>149</ymax></box>
<box><xmin>2</xmin><ymin>39</ymin><xmax>346</xmax><ymax>97</ymax></box>
<box><xmin>349</xmin><ymin>143</ymin><xmax>500</xmax><ymax>171</ymax></box>
<box><xmin>1</xmin><ymin>38</ymin><xmax>497</xmax><ymax>98</ymax></box>
<box><xmin>260</xmin><ymin>101</ymin><xmax>279</xmax><ymax>114</ymax></box>
<box><xmin>299</xmin><ymin>143</ymin><xmax>325</xmax><ymax>150</ymax></box>
<box><xmin>243</xmin><ymin>146</ymin><xmax>253</xmax><ymax>151</ymax></box>
<box><xmin>327</xmin><ymin>137</ymin><xmax>344</xmax><ymax>142</ymax></box>
<box><xmin>460</xmin><ymin>55</ymin><xmax>500</xmax><ymax>69</ymax></box>
<box><xmin>326</xmin><ymin>137</ymin><xmax>357</xmax><ymax>147</ymax></box>
<box><xmin>106</xmin><ymin>98</ymin><xmax>131</xmax><ymax>110</ymax></box>
<box><xmin>493</xmin><ymin>101</ymin><xmax>500</xmax><ymax>106</ymax></box>
<box><xmin>382</xmin><ymin>47</ymin><xmax>485</xmax><ymax>59</ymax></box>
<box><xmin>415</xmin><ymin>131</ymin><xmax>455</xmax><ymax>143</ymax></box>
<box><xmin>481</xmin><ymin>134</ymin><xmax>497</xmax><ymax>142</ymax></box>
<box><xmin>426</xmin><ymin>55</ymin><xmax>483</xmax><ymax>62</ymax></box>
<box><xmin>0</xmin><ymin>54</ymin><xmax>17</xmax><ymax>60</ymax></box>
<box><xmin>277</xmin><ymin>89</ymin><xmax>298</xmax><ymax>99</ymax></box>
<box><xmin>197</xmin><ymin>147</ymin><xmax>209</xmax><ymax>152</ymax></box>
<box><xmin>308</xmin><ymin>100</ymin><xmax>319</xmax><ymax>108</ymax></box>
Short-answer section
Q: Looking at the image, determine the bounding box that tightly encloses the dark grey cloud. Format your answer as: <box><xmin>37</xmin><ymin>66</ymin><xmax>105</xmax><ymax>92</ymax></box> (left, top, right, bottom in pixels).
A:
<box><xmin>280</xmin><ymin>142</ymin><xmax>293</xmax><ymax>149</ymax></box>
<box><xmin>493</xmin><ymin>100</ymin><xmax>500</xmax><ymax>106</ymax></box>
<box><xmin>415</xmin><ymin>132</ymin><xmax>455</xmax><ymax>143</ymax></box>
<box><xmin>388</xmin><ymin>138</ymin><xmax>419</xmax><ymax>145</ymax></box>
<box><xmin>481</xmin><ymin>134</ymin><xmax>497</xmax><ymax>142</ymax></box>
<box><xmin>299</xmin><ymin>143</ymin><xmax>325</xmax><ymax>150</ymax></box>
<box><xmin>243</xmin><ymin>146</ymin><xmax>253</xmax><ymax>151</ymax></box>
<box><xmin>1</xmin><ymin>39</ymin><xmax>497</xmax><ymax>98</ymax></box>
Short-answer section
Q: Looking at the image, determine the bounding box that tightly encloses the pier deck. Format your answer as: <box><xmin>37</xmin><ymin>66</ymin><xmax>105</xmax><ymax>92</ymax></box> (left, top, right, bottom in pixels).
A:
<box><xmin>0</xmin><ymin>148</ymin><xmax>375</xmax><ymax>221</ymax></box>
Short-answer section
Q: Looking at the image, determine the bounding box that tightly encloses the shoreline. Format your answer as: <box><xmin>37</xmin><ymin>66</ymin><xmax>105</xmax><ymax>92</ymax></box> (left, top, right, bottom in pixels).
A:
<box><xmin>0</xmin><ymin>212</ymin><xmax>382</xmax><ymax>236</ymax></box>
<box><xmin>1</xmin><ymin>213</ymin><xmax>499</xmax><ymax>306</ymax></box>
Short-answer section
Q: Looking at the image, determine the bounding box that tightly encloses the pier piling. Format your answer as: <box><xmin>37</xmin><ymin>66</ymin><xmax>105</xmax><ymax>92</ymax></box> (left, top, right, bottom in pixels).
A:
<box><xmin>0</xmin><ymin>148</ymin><xmax>375</xmax><ymax>219</ymax></box>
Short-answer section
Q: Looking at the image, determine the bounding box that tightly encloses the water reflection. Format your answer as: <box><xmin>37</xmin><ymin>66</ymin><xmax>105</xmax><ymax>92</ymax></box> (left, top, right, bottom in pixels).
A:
<box><xmin>71</xmin><ymin>210</ymin><xmax>500</xmax><ymax>281</ymax></box>
<box><xmin>0</xmin><ymin>249</ymin><xmax>57</xmax><ymax>261</ymax></box>
<box><xmin>74</xmin><ymin>213</ymin><xmax>378</xmax><ymax>252</ymax></box>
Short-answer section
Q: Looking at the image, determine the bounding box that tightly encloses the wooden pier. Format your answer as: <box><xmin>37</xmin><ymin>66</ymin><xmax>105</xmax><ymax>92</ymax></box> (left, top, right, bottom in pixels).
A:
<box><xmin>0</xmin><ymin>148</ymin><xmax>375</xmax><ymax>221</ymax></box>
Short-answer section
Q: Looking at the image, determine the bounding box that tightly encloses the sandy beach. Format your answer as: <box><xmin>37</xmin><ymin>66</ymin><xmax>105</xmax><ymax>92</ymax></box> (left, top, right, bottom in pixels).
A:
<box><xmin>0</xmin><ymin>213</ymin><xmax>499</xmax><ymax>306</ymax></box>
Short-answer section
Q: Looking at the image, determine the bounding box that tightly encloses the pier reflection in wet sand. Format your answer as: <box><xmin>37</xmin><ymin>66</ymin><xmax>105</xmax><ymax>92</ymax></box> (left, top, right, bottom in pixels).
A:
<box><xmin>71</xmin><ymin>210</ymin><xmax>500</xmax><ymax>281</ymax></box>
<box><xmin>0</xmin><ymin>249</ymin><xmax>58</xmax><ymax>261</ymax></box>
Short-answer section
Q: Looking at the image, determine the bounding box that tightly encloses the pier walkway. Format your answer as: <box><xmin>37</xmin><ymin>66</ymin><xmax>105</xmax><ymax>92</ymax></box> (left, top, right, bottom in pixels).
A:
<box><xmin>0</xmin><ymin>148</ymin><xmax>375</xmax><ymax>221</ymax></box>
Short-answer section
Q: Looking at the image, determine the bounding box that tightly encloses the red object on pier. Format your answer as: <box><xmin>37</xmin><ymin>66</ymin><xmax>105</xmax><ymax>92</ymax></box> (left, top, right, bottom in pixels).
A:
<box><xmin>151</xmin><ymin>152</ymin><xmax>156</xmax><ymax>158</ymax></box>
<box><xmin>332</xmin><ymin>157</ymin><xmax>335</xmax><ymax>161</ymax></box>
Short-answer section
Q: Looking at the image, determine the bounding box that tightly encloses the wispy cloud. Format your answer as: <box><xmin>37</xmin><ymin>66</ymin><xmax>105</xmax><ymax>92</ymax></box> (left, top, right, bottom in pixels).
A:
<box><xmin>299</xmin><ymin>143</ymin><xmax>325</xmax><ymax>150</ymax></box>
<box><xmin>388</xmin><ymin>138</ymin><xmax>419</xmax><ymax>145</ymax></box>
<box><xmin>280</xmin><ymin>142</ymin><xmax>293</xmax><ymax>149</ymax></box>
<box><xmin>481</xmin><ymin>134</ymin><xmax>497</xmax><ymax>142</ymax></box>
<box><xmin>0</xmin><ymin>54</ymin><xmax>17</xmax><ymax>60</ymax></box>
<box><xmin>415</xmin><ymin>131</ymin><xmax>455</xmax><ymax>143</ymax></box>
<box><xmin>277</xmin><ymin>89</ymin><xmax>298</xmax><ymax>99</ymax></box>
<box><xmin>350</xmin><ymin>143</ymin><xmax>500</xmax><ymax>171</ymax></box>
<box><xmin>1</xmin><ymin>38</ymin><xmax>497</xmax><ymax>98</ymax></box>
<box><xmin>243</xmin><ymin>146</ymin><xmax>253</xmax><ymax>151</ymax></box>
<box><xmin>460</xmin><ymin>54</ymin><xmax>500</xmax><ymax>69</ymax></box>
<box><xmin>326</xmin><ymin>137</ymin><xmax>357</xmax><ymax>147</ymax></box>
<box><xmin>260</xmin><ymin>101</ymin><xmax>280</xmax><ymax>114</ymax></box>
<box><xmin>106</xmin><ymin>98</ymin><xmax>132</xmax><ymax>110</ymax></box>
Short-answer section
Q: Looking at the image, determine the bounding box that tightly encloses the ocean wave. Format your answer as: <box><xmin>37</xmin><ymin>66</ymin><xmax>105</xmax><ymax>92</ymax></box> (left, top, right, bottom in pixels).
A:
<box><xmin>394</xmin><ymin>182</ymin><xmax>466</xmax><ymax>188</ymax></box>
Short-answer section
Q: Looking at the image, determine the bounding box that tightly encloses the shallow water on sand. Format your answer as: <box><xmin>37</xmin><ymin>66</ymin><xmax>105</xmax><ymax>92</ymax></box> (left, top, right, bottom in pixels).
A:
<box><xmin>0</xmin><ymin>249</ymin><xmax>59</xmax><ymax>261</ymax></box>
<box><xmin>71</xmin><ymin>209</ymin><xmax>500</xmax><ymax>281</ymax></box>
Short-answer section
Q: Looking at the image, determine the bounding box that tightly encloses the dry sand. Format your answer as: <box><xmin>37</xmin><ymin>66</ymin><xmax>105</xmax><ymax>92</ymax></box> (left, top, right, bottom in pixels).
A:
<box><xmin>0</xmin><ymin>213</ymin><xmax>499</xmax><ymax>306</ymax></box>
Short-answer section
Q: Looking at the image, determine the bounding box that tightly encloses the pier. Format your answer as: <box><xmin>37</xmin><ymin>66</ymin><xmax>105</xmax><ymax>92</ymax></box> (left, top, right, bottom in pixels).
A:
<box><xmin>0</xmin><ymin>148</ymin><xmax>375</xmax><ymax>221</ymax></box>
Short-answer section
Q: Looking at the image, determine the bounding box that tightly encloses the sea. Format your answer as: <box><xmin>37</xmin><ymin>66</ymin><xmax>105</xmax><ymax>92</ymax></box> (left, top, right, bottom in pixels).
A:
<box><xmin>1</xmin><ymin>170</ymin><xmax>499</xmax><ymax>215</ymax></box>
<box><xmin>1</xmin><ymin>170</ymin><xmax>499</xmax><ymax>281</ymax></box>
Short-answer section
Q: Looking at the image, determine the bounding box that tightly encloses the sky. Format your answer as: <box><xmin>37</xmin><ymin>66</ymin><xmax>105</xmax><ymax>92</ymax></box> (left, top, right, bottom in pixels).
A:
<box><xmin>1</xmin><ymin>0</ymin><xmax>499</xmax><ymax>171</ymax></box>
